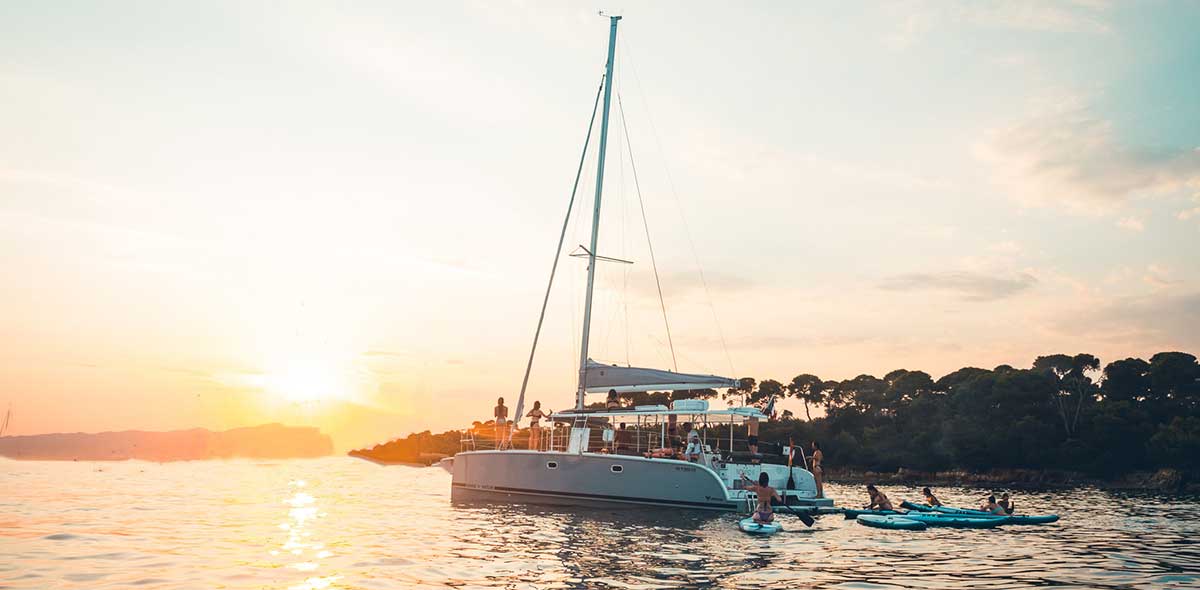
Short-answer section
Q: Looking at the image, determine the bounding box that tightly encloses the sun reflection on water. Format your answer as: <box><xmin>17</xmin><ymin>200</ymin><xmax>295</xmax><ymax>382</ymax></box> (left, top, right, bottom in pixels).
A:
<box><xmin>278</xmin><ymin>478</ymin><xmax>340</xmax><ymax>590</ymax></box>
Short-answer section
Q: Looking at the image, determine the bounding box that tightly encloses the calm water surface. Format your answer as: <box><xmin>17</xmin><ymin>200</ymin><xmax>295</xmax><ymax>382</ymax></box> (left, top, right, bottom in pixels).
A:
<box><xmin>2</xmin><ymin>457</ymin><xmax>1197</xmax><ymax>589</ymax></box>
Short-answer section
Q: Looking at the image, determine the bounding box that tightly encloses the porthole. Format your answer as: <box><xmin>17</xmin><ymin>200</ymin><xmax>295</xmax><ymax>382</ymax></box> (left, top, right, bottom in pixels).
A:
<box><xmin>547</xmin><ymin>461</ymin><xmax>558</xmax><ymax>469</ymax></box>
<box><xmin>611</xmin><ymin>465</ymin><xmax>623</xmax><ymax>473</ymax></box>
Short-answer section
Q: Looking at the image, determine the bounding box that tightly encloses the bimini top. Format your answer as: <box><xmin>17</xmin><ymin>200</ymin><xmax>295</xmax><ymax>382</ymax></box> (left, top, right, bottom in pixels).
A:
<box><xmin>583</xmin><ymin>359</ymin><xmax>738</xmax><ymax>394</ymax></box>
<box><xmin>551</xmin><ymin>404</ymin><xmax>767</xmax><ymax>423</ymax></box>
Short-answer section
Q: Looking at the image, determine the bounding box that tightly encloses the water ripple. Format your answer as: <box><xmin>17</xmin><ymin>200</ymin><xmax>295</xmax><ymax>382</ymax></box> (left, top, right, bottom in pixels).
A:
<box><xmin>2</xmin><ymin>458</ymin><xmax>1198</xmax><ymax>589</ymax></box>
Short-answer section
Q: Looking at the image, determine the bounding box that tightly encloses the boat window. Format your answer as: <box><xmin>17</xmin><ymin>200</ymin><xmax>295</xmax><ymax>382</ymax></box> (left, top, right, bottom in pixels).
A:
<box><xmin>610</xmin><ymin>465</ymin><xmax>623</xmax><ymax>473</ymax></box>
<box><xmin>547</xmin><ymin>461</ymin><xmax>558</xmax><ymax>469</ymax></box>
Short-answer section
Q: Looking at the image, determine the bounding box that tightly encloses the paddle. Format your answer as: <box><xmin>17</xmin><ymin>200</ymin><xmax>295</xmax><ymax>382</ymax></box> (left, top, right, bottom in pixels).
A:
<box><xmin>773</xmin><ymin>504</ymin><xmax>815</xmax><ymax>527</ymax></box>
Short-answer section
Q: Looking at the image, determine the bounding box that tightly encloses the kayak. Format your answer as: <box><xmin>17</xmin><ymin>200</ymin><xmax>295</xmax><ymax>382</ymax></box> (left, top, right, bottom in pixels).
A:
<box><xmin>857</xmin><ymin>514</ymin><xmax>927</xmax><ymax>531</ymax></box>
<box><xmin>842</xmin><ymin>508</ymin><xmax>905</xmax><ymax>520</ymax></box>
<box><xmin>900</xmin><ymin>512</ymin><xmax>1006</xmax><ymax>528</ymax></box>
<box><xmin>739</xmin><ymin>517</ymin><xmax>782</xmax><ymax>535</ymax></box>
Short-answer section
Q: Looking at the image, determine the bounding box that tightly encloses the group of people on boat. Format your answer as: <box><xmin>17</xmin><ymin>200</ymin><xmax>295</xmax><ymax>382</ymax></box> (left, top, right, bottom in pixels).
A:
<box><xmin>491</xmin><ymin>397</ymin><xmax>551</xmax><ymax>450</ymax></box>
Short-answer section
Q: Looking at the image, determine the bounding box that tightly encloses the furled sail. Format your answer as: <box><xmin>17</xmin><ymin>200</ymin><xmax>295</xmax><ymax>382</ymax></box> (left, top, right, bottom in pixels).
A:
<box><xmin>583</xmin><ymin>359</ymin><xmax>736</xmax><ymax>393</ymax></box>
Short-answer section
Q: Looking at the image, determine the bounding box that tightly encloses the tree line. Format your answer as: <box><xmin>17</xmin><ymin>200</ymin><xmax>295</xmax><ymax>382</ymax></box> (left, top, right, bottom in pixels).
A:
<box><xmin>681</xmin><ymin>351</ymin><xmax>1199</xmax><ymax>476</ymax></box>
<box><xmin>363</xmin><ymin>351</ymin><xmax>1199</xmax><ymax>477</ymax></box>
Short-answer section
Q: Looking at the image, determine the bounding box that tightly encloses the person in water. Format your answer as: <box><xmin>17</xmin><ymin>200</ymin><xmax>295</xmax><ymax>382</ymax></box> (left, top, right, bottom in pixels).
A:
<box><xmin>810</xmin><ymin>441</ymin><xmax>824</xmax><ymax>498</ymax></box>
<box><xmin>981</xmin><ymin>495</ymin><xmax>1006</xmax><ymax>515</ymax></box>
<box><xmin>605</xmin><ymin>389</ymin><xmax>621</xmax><ymax>410</ymax></box>
<box><xmin>865</xmin><ymin>484</ymin><xmax>894</xmax><ymax>511</ymax></box>
<box><xmin>922</xmin><ymin>487</ymin><xmax>943</xmax><ymax>507</ymax></box>
<box><xmin>494</xmin><ymin>397</ymin><xmax>508</xmax><ymax>446</ymax></box>
<box><xmin>525</xmin><ymin>401</ymin><xmax>547</xmax><ymax>450</ymax></box>
<box><xmin>741</xmin><ymin>472</ymin><xmax>782</xmax><ymax>523</ymax></box>
<box><xmin>998</xmin><ymin>492</ymin><xmax>1015</xmax><ymax>514</ymax></box>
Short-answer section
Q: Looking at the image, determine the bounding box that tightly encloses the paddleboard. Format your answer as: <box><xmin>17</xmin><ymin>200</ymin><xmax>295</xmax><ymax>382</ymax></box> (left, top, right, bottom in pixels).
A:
<box><xmin>739</xmin><ymin>517</ymin><xmax>782</xmax><ymax>535</ymax></box>
<box><xmin>842</xmin><ymin>508</ymin><xmax>904</xmax><ymax>520</ymax></box>
<box><xmin>856</xmin><ymin>514</ymin><xmax>927</xmax><ymax>531</ymax></box>
<box><xmin>900</xmin><ymin>513</ymin><xmax>1005</xmax><ymax>528</ymax></box>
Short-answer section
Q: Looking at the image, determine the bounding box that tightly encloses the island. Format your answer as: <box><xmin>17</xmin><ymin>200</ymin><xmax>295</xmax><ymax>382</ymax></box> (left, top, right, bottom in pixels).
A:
<box><xmin>0</xmin><ymin>423</ymin><xmax>333</xmax><ymax>461</ymax></box>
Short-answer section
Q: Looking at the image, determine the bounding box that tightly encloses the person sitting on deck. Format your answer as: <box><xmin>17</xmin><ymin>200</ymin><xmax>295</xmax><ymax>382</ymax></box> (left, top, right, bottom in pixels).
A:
<box><xmin>998</xmin><ymin>492</ymin><xmax>1015</xmax><ymax>514</ymax></box>
<box><xmin>683</xmin><ymin>424</ymin><xmax>703</xmax><ymax>462</ymax></box>
<box><xmin>865</xmin><ymin>484</ymin><xmax>894</xmax><ymax>511</ymax></box>
<box><xmin>922</xmin><ymin>487</ymin><xmax>943</xmax><ymax>507</ymax></box>
<box><xmin>614</xmin><ymin>423</ymin><xmax>632</xmax><ymax>453</ymax></box>
<box><xmin>741</xmin><ymin>472</ymin><xmax>781</xmax><ymax>523</ymax></box>
<box><xmin>605</xmin><ymin>389</ymin><xmax>621</xmax><ymax>410</ymax></box>
<box><xmin>981</xmin><ymin>495</ymin><xmax>1006</xmax><ymax>515</ymax></box>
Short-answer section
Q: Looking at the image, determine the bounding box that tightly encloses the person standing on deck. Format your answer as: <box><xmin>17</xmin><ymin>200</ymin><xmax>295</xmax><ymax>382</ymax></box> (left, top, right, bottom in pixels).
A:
<box><xmin>526</xmin><ymin>401</ymin><xmax>547</xmax><ymax>450</ymax></box>
<box><xmin>747</xmin><ymin>416</ymin><xmax>760</xmax><ymax>455</ymax></box>
<box><xmin>605</xmin><ymin>389</ymin><xmax>621</xmax><ymax>409</ymax></box>
<box><xmin>811</xmin><ymin>441</ymin><xmax>824</xmax><ymax>498</ymax></box>
<box><xmin>494</xmin><ymin>397</ymin><xmax>508</xmax><ymax>446</ymax></box>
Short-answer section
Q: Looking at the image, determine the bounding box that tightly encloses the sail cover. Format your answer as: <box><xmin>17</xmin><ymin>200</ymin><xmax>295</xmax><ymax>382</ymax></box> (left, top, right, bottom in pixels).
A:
<box><xmin>584</xmin><ymin>359</ymin><xmax>737</xmax><ymax>393</ymax></box>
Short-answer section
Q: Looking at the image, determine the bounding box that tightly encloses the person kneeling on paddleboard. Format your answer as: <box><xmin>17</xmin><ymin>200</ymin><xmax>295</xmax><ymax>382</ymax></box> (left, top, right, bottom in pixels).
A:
<box><xmin>865</xmin><ymin>484</ymin><xmax>894</xmax><ymax>511</ymax></box>
<box><xmin>998</xmin><ymin>492</ymin><xmax>1015</xmax><ymax>514</ymax></box>
<box><xmin>922</xmin><ymin>487</ymin><xmax>943</xmax><ymax>507</ymax></box>
<box><xmin>741</xmin><ymin>472</ymin><xmax>781</xmax><ymax>523</ymax></box>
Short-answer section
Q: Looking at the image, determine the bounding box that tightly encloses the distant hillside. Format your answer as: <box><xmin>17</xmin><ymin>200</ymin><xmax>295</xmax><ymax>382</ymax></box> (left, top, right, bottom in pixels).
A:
<box><xmin>0</xmin><ymin>423</ymin><xmax>333</xmax><ymax>461</ymax></box>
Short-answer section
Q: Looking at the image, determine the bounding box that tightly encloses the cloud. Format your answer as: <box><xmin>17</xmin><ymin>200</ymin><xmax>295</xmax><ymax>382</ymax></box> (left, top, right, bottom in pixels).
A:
<box><xmin>1053</xmin><ymin>290</ymin><xmax>1200</xmax><ymax>351</ymax></box>
<box><xmin>879</xmin><ymin>270</ymin><xmax>1037</xmax><ymax>301</ymax></box>
<box><xmin>975</xmin><ymin>102</ymin><xmax>1200</xmax><ymax>213</ymax></box>
<box><xmin>885</xmin><ymin>0</ymin><xmax>1111</xmax><ymax>48</ymax></box>
<box><xmin>1116</xmin><ymin>217</ymin><xmax>1145</xmax><ymax>232</ymax></box>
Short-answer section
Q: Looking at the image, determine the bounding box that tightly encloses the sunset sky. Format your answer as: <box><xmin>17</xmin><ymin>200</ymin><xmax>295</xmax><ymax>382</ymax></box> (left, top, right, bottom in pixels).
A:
<box><xmin>2</xmin><ymin>1</ymin><xmax>1198</xmax><ymax>450</ymax></box>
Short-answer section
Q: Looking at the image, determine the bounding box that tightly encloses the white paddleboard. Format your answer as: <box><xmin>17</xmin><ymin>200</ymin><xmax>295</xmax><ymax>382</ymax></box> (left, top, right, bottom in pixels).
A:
<box><xmin>739</xmin><ymin>517</ymin><xmax>782</xmax><ymax>535</ymax></box>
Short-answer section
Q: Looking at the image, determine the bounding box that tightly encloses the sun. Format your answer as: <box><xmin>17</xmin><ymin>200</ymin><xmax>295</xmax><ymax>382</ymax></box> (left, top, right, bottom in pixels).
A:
<box><xmin>260</xmin><ymin>362</ymin><xmax>349</xmax><ymax>404</ymax></box>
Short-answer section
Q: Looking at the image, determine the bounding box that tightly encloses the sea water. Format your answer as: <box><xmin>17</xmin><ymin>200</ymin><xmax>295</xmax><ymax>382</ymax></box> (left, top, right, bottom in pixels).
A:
<box><xmin>2</xmin><ymin>457</ymin><xmax>1197</xmax><ymax>589</ymax></box>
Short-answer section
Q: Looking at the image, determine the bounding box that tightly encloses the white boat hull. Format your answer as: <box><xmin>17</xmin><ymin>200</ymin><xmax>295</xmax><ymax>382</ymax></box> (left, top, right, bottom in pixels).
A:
<box><xmin>450</xmin><ymin>450</ymin><xmax>830</xmax><ymax>512</ymax></box>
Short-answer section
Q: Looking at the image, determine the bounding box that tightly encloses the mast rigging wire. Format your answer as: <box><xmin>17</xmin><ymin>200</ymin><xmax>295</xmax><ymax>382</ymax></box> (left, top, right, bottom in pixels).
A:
<box><xmin>620</xmin><ymin>39</ymin><xmax>735</xmax><ymax>377</ymax></box>
<box><xmin>617</xmin><ymin>93</ymin><xmax>678</xmax><ymax>373</ymax></box>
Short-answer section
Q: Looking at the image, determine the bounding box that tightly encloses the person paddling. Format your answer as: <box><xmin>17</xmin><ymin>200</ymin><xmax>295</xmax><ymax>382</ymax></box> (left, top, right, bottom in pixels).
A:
<box><xmin>865</xmin><ymin>484</ymin><xmax>894</xmax><ymax>511</ymax></box>
<box><xmin>922</xmin><ymin>487</ymin><xmax>943</xmax><ymax>507</ymax></box>
<box><xmin>981</xmin><ymin>495</ymin><xmax>1006</xmax><ymax>515</ymax></box>
<box><xmin>741</xmin><ymin>472</ymin><xmax>782</xmax><ymax>523</ymax></box>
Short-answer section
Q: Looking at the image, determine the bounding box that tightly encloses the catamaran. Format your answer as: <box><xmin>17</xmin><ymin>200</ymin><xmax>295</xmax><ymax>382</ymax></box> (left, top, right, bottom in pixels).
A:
<box><xmin>448</xmin><ymin>15</ymin><xmax>830</xmax><ymax>513</ymax></box>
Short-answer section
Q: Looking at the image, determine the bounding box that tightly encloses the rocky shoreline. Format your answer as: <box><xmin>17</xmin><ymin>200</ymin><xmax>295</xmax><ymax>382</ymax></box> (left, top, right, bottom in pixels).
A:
<box><xmin>825</xmin><ymin>467</ymin><xmax>1197</xmax><ymax>492</ymax></box>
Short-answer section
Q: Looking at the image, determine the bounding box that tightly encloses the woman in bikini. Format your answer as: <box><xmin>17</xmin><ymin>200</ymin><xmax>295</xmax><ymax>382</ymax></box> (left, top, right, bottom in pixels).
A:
<box><xmin>810</xmin><ymin>441</ymin><xmax>824</xmax><ymax>498</ymax></box>
<box><xmin>741</xmin><ymin>472</ymin><xmax>782</xmax><ymax>523</ymax></box>
<box><xmin>525</xmin><ymin>401</ymin><xmax>547</xmax><ymax>450</ymax></box>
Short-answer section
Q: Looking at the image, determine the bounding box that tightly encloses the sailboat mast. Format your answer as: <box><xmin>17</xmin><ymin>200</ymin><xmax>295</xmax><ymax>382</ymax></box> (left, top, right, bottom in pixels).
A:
<box><xmin>576</xmin><ymin>15</ymin><xmax>621</xmax><ymax>410</ymax></box>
